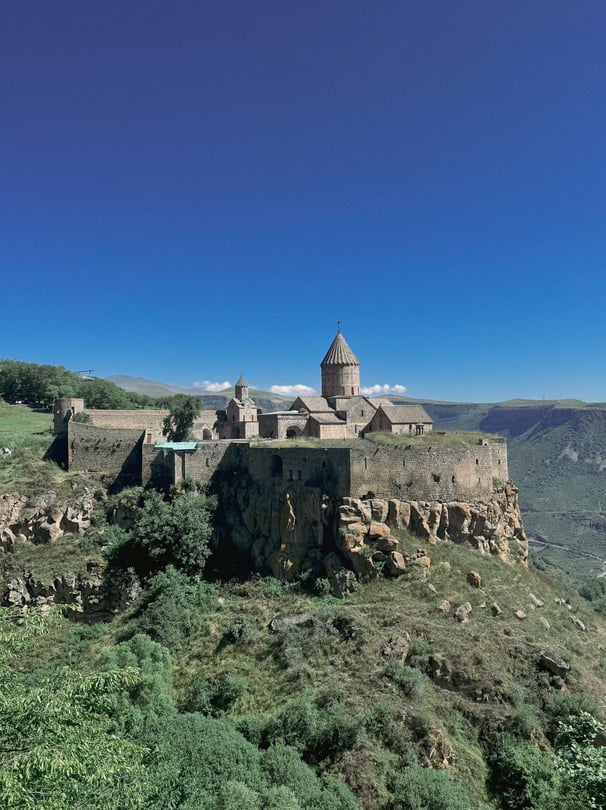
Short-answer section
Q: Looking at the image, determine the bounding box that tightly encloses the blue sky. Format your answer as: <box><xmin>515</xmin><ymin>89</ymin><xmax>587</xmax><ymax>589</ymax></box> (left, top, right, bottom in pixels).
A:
<box><xmin>1</xmin><ymin>1</ymin><xmax>605</xmax><ymax>402</ymax></box>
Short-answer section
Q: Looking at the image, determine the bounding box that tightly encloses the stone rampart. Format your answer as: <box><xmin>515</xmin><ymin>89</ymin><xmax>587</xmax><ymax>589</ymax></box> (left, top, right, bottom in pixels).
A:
<box><xmin>85</xmin><ymin>409</ymin><xmax>168</xmax><ymax>433</ymax></box>
<box><xmin>349</xmin><ymin>440</ymin><xmax>507</xmax><ymax>501</ymax></box>
<box><xmin>68</xmin><ymin>422</ymin><xmax>144</xmax><ymax>478</ymax></box>
<box><xmin>245</xmin><ymin>446</ymin><xmax>351</xmax><ymax>495</ymax></box>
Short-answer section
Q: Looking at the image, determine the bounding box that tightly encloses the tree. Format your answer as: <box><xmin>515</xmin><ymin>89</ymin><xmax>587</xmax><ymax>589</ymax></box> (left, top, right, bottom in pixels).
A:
<box><xmin>162</xmin><ymin>395</ymin><xmax>201</xmax><ymax>441</ymax></box>
<box><xmin>554</xmin><ymin>712</ymin><xmax>606</xmax><ymax>810</ymax></box>
<box><xmin>0</xmin><ymin>608</ymin><xmax>147</xmax><ymax>810</ymax></box>
<box><xmin>130</xmin><ymin>489</ymin><xmax>215</xmax><ymax>576</ymax></box>
<box><xmin>77</xmin><ymin>378</ymin><xmax>133</xmax><ymax>409</ymax></box>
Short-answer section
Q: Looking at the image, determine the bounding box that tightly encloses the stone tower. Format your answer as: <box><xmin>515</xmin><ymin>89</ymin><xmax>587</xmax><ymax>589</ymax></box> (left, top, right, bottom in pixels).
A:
<box><xmin>234</xmin><ymin>374</ymin><xmax>249</xmax><ymax>403</ymax></box>
<box><xmin>321</xmin><ymin>327</ymin><xmax>360</xmax><ymax>399</ymax></box>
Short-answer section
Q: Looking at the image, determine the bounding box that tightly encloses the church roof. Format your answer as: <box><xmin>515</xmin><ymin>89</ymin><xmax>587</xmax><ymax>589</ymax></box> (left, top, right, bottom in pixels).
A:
<box><xmin>235</xmin><ymin>375</ymin><xmax>248</xmax><ymax>387</ymax></box>
<box><xmin>290</xmin><ymin>396</ymin><xmax>332</xmax><ymax>413</ymax></box>
<box><xmin>308</xmin><ymin>413</ymin><xmax>346</xmax><ymax>425</ymax></box>
<box><xmin>320</xmin><ymin>329</ymin><xmax>359</xmax><ymax>367</ymax></box>
<box><xmin>378</xmin><ymin>405</ymin><xmax>433</xmax><ymax>424</ymax></box>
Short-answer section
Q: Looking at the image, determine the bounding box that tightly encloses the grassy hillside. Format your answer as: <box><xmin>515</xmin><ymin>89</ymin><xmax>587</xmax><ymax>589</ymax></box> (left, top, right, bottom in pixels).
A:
<box><xmin>2</xmin><ymin>402</ymin><xmax>606</xmax><ymax>808</ymax></box>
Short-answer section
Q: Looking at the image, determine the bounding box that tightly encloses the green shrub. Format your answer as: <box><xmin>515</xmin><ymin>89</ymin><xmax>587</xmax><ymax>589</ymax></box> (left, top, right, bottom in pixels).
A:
<box><xmin>135</xmin><ymin>567</ymin><xmax>212</xmax><ymax>651</ymax></box>
<box><xmin>387</xmin><ymin>764</ymin><xmax>471</xmax><ymax>810</ymax></box>
<box><xmin>385</xmin><ymin>662</ymin><xmax>428</xmax><ymax>697</ymax></box>
<box><xmin>101</xmin><ymin>633</ymin><xmax>174</xmax><ymax>733</ymax></box>
<box><xmin>141</xmin><ymin>713</ymin><xmax>265</xmax><ymax>809</ymax></box>
<box><xmin>262</xmin><ymin>743</ymin><xmax>360</xmax><ymax>809</ymax></box>
<box><xmin>263</xmin><ymin>694</ymin><xmax>360</xmax><ymax>765</ymax></box>
<box><xmin>211</xmin><ymin>673</ymin><xmax>249</xmax><ymax>714</ymax></box>
<box><xmin>489</xmin><ymin>738</ymin><xmax>560</xmax><ymax>810</ymax></box>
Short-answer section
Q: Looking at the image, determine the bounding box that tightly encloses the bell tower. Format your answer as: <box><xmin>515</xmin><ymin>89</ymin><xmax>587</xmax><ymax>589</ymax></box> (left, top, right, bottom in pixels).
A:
<box><xmin>320</xmin><ymin>325</ymin><xmax>360</xmax><ymax>399</ymax></box>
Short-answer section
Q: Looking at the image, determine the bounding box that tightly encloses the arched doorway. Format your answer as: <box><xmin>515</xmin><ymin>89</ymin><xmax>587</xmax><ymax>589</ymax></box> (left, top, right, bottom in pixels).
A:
<box><xmin>271</xmin><ymin>454</ymin><xmax>283</xmax><ymax>477</ymax></box>
<box><xmin>285</xmin><ymin>425</ymin><xmax>303</xmax><ymax>439</ymax></box>
<box><xmin>202</xmin><ymin>428</ymin><xmax>212</xmax><ymax>440</ymax></box>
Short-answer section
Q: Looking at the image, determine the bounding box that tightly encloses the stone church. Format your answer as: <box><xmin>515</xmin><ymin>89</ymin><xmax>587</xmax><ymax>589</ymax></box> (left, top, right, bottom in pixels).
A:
<box><xmin>54</xmin><ymin>328</ymin><xmax>433</xmax><ymax>450</ymax></box>
<box><xmin>228</xmin><ymin>328</ymin><xmax>433</xmax><ymax>440</ymax></box>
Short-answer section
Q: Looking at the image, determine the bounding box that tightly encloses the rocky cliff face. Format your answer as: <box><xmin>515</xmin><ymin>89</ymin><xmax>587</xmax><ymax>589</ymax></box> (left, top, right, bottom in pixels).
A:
<box><xmin>4</xmin><ymin>566</ymin><xmax>140</xmax><ymax>620</ymax></box>
<box><xmin>1</xmin><ymin>490</ymin><xmax>139</xmax><ymax>618</ymax></box>
<box><xmin>214</xmin><ymin>479</ymin><xmax>528</xmax><ymax>596</ymax></box>
<box><xmin>0</xmin><ymin>490</ymin><xmax>94</xmax><ymax>549</ymax></box>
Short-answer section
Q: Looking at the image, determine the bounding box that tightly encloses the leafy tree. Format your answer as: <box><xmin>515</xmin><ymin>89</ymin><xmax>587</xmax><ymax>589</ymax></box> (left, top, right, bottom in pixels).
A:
<box><xmin>132</xmin><ymin>490</ymin><xmax>215</xmax><ymax>576</ymax></box>
<box><xmin>0</xmin><ymin>608</ymin><xmax>147</xmax><ymax>810</ymax></box>
<box><xmin>162</xmin><ymin>395</ymin><xmax>201</xmax><ymax>441</ymax></box>
<box><xmin>76</xmin><ymin>377</ymin><xmax>133</xmax><ymax>409</ymax></box>
<box><xmin>0</xmin><ymin>359</ymin><xmax>80</xmax><ymax>407</ymax></box>
<box><xmin>554</xmin><ymin>712</ymin><xmax>606</xmax><ymax>809</ymax></box>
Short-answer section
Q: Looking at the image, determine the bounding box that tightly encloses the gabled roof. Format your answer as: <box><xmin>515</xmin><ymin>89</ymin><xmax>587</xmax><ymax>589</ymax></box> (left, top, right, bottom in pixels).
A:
<box><xmin>290</xmin><ymin>396</ymin><xmax>331</xmax><ymax>413</ymax></box>
<box><xmin>308</xmin><ymin>413</ymin><xmax>346</xmax><ymax>425</ymax></box>
<box><xmin>320</xmin><ymin>329</ymin><xmax>359</xmax><ymax>367</ymax></box>
<box><xmin>370</xmin><ymin>397</ymin><xmax>395</xmax><ymax>408</ymax></box>
<box><xmin>377</xmin><ymin>405</ymin><xmax>433</xmax><ymax>424</ymax></box>
<box><xmin>331</xmin><ymin>395</ymin><xmax>378</xmax><ymax>413</ymax></box>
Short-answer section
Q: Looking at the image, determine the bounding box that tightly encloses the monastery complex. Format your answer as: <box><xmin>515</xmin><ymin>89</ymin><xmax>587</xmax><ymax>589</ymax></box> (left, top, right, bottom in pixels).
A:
<box><xmin>52</xmin><ymin>330</ymin><xmax>508</xmax><ymax>508</ymax></box>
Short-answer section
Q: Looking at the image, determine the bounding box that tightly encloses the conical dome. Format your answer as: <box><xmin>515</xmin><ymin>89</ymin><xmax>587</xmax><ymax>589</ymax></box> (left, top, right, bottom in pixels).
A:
<box><xmin>321</xmin><ymin>328</ymin><xmax>360</xmax><ymax>398</ymax></box>
<box><xmin>235</xmin><ymin>374</ymin><xmax>249</xmax><ymax>403</ymax></box>
<box><xmin>320</xmin><ymin>329</ymin><xmax>359</xmax><ymax>367</ymax></box>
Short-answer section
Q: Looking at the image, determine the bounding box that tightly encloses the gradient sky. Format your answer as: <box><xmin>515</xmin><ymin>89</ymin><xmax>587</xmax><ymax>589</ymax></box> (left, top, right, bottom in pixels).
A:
<box><xmin>1</xmin><ymin>1</ymin><xmax>605</xmax><ymax>402</ymax></box>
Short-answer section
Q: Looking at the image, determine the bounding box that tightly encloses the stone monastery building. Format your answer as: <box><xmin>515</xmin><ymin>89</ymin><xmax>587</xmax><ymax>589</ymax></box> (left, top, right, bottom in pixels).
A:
<box><xmin>221</xmin><ymin>327</ymin><xmax>433</xmax><ymax>441</ymax></box>
<box><xmin>55</xmin><ymin>328</ymin><xmax>433</xmax><ymax>445</ymax></box>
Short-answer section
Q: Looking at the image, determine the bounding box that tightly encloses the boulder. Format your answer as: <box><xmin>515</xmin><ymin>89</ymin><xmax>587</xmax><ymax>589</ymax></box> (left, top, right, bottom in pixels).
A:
<box><xmin>385</xmin><ymin>551</ymin><xmax>406</xmax><ymax>576</ymax></box>
<box><xmin>467</xmin><ymin>571</ymin><xmax>482</xmax><ymax>589</ymax></box>
<box><xmin>455</xmin><ymin>602</ymin><xmax>472</xmax><ymax>623</ymax></box>
<box><xmin>539</xmin><ymin>651</ymin><xmax>570</xmax><ymax>679</ymax></box>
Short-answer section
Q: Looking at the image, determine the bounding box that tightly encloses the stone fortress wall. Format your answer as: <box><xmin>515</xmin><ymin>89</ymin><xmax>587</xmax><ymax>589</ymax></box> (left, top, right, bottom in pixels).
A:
<box><xmin>137</xmin><ymin>437</ymin><xmax>506</xmax><ymax>504</ymax></box>
<box><xmin>349</xmin><ymin>439</ymin><xmax>507</xmax><ymax>501</ymax></box>
<box><xmin>68</xmin><ymin>422</ymin><xmax>145</xmax><ymax>475</ymax></box>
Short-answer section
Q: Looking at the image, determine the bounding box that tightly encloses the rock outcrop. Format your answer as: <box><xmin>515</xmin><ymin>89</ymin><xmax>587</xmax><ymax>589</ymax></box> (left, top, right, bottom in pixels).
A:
<box><xmin>213</xmin><ymin>477</ymin><xmax>528</xmax><ymax>595</ymax></box>
<box><xmin>0</xmin><ymin>490</ymin><xmax>95</xmax><ymax>549</ymax></box>
<box><xmin>3</xmin><ymin>564</ymin><xmax>139</xmax><ymax>620</ymax></box>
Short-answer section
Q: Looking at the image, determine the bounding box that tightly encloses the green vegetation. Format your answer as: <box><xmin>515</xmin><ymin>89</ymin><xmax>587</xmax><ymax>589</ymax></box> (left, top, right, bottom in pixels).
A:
<box><xmin>2</xmin><ymin>391</ymin><xmax>606</xmax><ymax>808</ymax></box>
<box><xmin>162</xmin><ymin>394</ymin><xmax>202</xmax><ymax>441</ymax></box>
<box><xmin>0</xmin><ymin>359</ymin><xmax>203</xmax><ymax>411</ymax></box>
<box><xmin>364</xmin><ymin>430</ymin><xmax>495</xmax><ymax>446</ymax></box>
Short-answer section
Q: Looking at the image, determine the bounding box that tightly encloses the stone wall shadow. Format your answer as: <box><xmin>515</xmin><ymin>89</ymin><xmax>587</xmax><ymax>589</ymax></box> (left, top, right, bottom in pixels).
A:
<box><xmin>108</xmin><ymin>436</ymin><xmax>144</xmax><ymax>494</ymax></box>
<box><xmin>44</xmin><ymin>434</ymin><xmax>67</xmax><ymax>467</ymax></box>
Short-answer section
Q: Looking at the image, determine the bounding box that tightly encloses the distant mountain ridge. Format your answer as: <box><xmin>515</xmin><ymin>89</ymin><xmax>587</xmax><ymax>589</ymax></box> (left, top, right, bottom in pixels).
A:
<box><xmin>106</xmin><ymin>374</ymin><xmax>292</xmax><ymax>413</ymax></box>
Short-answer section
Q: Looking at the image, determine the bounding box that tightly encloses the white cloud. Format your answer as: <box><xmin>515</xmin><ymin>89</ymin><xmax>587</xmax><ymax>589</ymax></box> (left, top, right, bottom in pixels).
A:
<box><xmin>270</xmin><ymin>384</ymin><xmax>318</xmax><ymax>397</ymax></box>
<box><xmin>361</xmin><ymin>383</ymin><xmax>407</xmax><ymax>396</ymax></box>
<box><xmin>192</xmin><ymin>380</ymin><xmax>232</xmax><ymax>392</ymax></box>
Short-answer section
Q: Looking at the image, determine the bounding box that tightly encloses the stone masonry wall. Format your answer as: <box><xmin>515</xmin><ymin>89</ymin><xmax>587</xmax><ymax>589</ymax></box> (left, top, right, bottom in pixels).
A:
<box><xmin>86</xmin><ymin>409</ymin><xmax>168</xmax><ymax>432</ymax></box>
<box><xmin>245</xmin><ymin>446</ymin><xmax>351</xmax><ymax>496</ymax></box>
<box><xmin>349</xmin><ymin>440</ymin><xmax>508</xmax><ymax>501</ymax></box>
<box><xmin>68</xmin><ymin>422</ymin><xmax>144</xmax><ymax>476</ymax></box>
